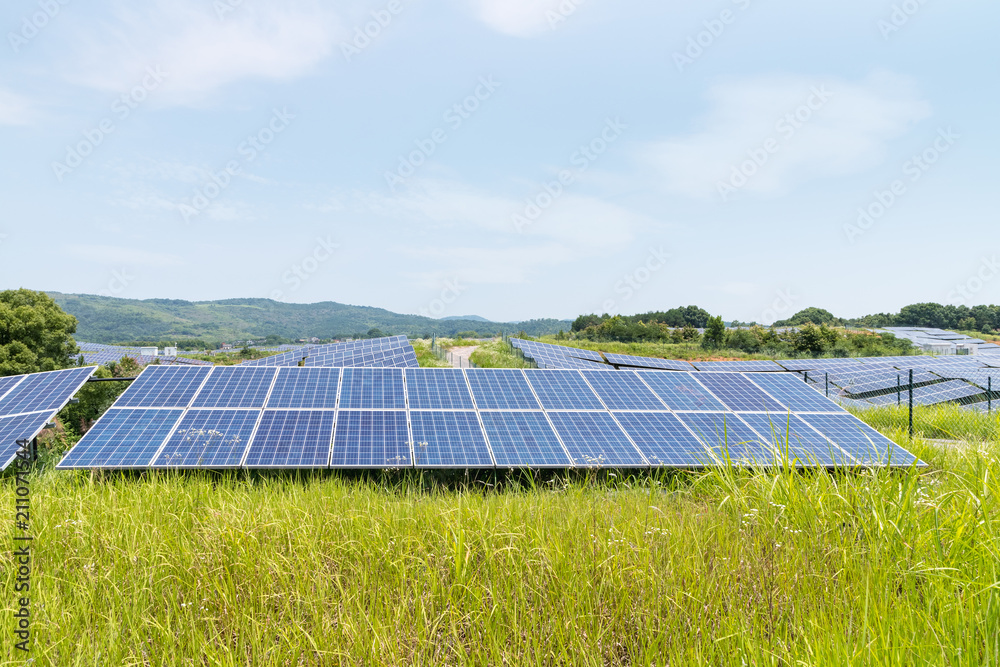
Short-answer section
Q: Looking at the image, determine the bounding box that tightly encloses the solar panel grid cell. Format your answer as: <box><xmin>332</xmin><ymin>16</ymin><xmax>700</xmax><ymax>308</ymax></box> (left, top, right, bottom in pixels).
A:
<box><xmin>115</xmin><ymin>366</ymin><xmax>212</xmax><ymax>408</ymax></box>
<box><xmin>547</xmin><ymin>411</ymin><xmax>647</xmax><ymax>467</ymax></box>
<box><xmin>153</xmin><ymin>409</ymin><xmax>260</xmax><ymax>467</ymax></box>
<box><xmin>265</xmin><ymin>367</ymin><xmax>340</xmax><ymax>409</ymax></box>
<box><xmin>330</xmin><ymin>410</ymin><xmax>411</xmax><ymax>467</ymax></box>
<box><xmin>57</xmin><ymin>408</ymin><xmax>184</xmax><ymax>468</ymax></box>
<box><xmin>243</xmin><ymin>410</ymin><xmax>336</xmax><ymax>467</ymax></box>
<box><xmin>410</xmin><ymin>411</ymin><xmax>494</xmax><ymax>467</ymax></box>
<box><xmin>190</xmin><ymin>367</ymin><xmax>277</xmax><ymax>408</ymax></box>
<box><xmin>0</xmin><ymin>367</ymin><xmax>96</xmax><ymax>415</ymax></box>
<box><xmin>693</xmin><ymin>373</ymin><xmax>787</xmax><ymax>412</ymax></box>
<box><xmin>738</xmin><ymin>413</ymin><xmax>846</xmax><ymax>466</ymax></box>
<box><xmin>675</xmin><ymin>413</ymin><xmax>769</xmax><ymax>465</ymax></box>
<box><xmin>638</xmin><ymin>372</ymin><xmax>727</xmax><ymax>411</ymax></box>
<box><xmin>745</xmin><ymin>373</ymin><xmax>844</xmax><ymax>412</ymax></box>
<box><xmin>0</xmin><ymin>411</ymin><xmax>55</xmax><ymax>468</ymax></box>
<box><xmin>465</xmin><ymin>369</ymin><xmax>541</xmax><ymax>410</ymax></box>
<box><xmin>479</xmin><ymin>411</ymin><xmax>570</xmax><ymax>467</ymax></box>
<box><xmin>404</xmin><ymin>369</ymin><xmax>475</xmax><ymax>410</ymax></box>
<box><xmin>581</xmin><ymin>370</ymin><xmax>667</xmax><ymax>410</ymax></box>
<box><xmin>799</xmin><ymin>413</ymin><xmax>917</xmax><ymax>466</ymax></box>
<box><xmin>613</xmin><ymin>411</ymin><xmax>710</xmax><ymax>466</ymax></box>
<box><xmin>338</xmin><ymin>369</ymin><xmax>406</xmax><ymax>409</ymax></box>
<box><xmin>524</xmin><ymin>370</ymin><xmax>605</xmax><ymax>410</ymax></box>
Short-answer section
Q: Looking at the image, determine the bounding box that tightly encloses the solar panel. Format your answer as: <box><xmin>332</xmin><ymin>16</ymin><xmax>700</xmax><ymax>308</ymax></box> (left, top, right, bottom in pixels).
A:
<box><xmin>613</xmin><ymin>412</ymin><xmax>711</xmax><ymax>466</ymax></box>
<box><xmin>581</xmin><ymin>370</ymin><xmax>667</xmax><ymax>410</ymax></box>
<box><xmin>410</xmin><ymin>411</ymin><xmax>493</xmax><ymax>467</ymax></box>
<box><xmin>465</xmin><ymin>369</ymin><xmax>541</xmax><ymax>410</ymax></box>
<box><xmin>478</xmin><ymin>411</ymin><xmax>571</xmax><ymax>467</ymax></box>
<box><xmin>692</xmin><ymin>360</ymin><xmax>784</xmax><ymax>372</ymax></box>
<box><xmin>0</xmin><ymin>367</ymin><xmax>96</xmax><ymax>415</ymax></box>
<box><xmin>152</xmin><ymin>409</ymin><xmax>259</xmax><ymax>467</ymax></box>
<box><xmin>56</xmin><ymin>408</ymin><xmax>184</xmax><ymax>468</ymax></box>
<box><xmin>404</xmin><ymin>369</ymin><xmax>475</xmax><ymax>410</ymax></box>
<box><xmin>0</xmin><ymin>375</ymin><xmax>25</xmax><ymax>403</ymax></box>
<box><xmin>603</xmin><ymin>354</ymin><xmax>695</xmax><ymax>371</ymax></box>
<box><xmin>692</xmin><ymin>373</ymin><xmax>787</xmax><ymax>413</ymax></box>
<box><xmin>546</xmin><ymin>412</ymin><xmax>646</xmax><ymax>467</ymax></box>
<box><xmin>242</xmin><ymin>410</ymin><xmax>335</xmax><ymax>467</ymax></box>
<box><xmin>676</xmin><ymin>413</ymin><xmax>769</xmax><ymax>464</ymax></box>
<box><xmin>738</xmin><ymin>413</ymin><xmax>848</xmax><ymax>466</ymax></box>
<box><xmin>638</xmin><ymin>372</ymin><xmax>727</xmax><ymax>411</ymax></box>
<box><xmin>190</xmin><ymin>367</ymin><xmax>276</xmax><ymax>409</ymax></box>
<box><xmin>338</xmin><ymin>369</ymin><xmax>406</xmax><ymax>410</ymax></box>
<box><xmin>265</xmin><ymin>367</ymin><xmax>340</xmax><ymax>409</ymax></box>
<box><xmin>0</xmin><ymin>412</ymin><xmax>55</xmax><ymax>468</ymax></box>
<box><xmin>115</xmin><ymin>366</ymin><xmax>212</xmax><ymax>408</ymax></box>
<box><xmin>837</xmin><ymin>371</ymin><xmax>939</xmax><ymax>396</ymax></box>
<box><xmin>798</xmin><ymin>413</ymin><xmax>917</xmax><ymax>466</ymax></box>
<box><xmin>524</xmin><ymin>370</ymin><xmax>604</xmax><ymax>410</ymax></box>
<box><xmin>330</xmin><ymin>410</ymin><xmax>411</xmax><ymax>467</ymax></box>
<box><xmin>745</xmin><ymin>374</ymin><xmax>844</xmax><ymax>412</ymax></box>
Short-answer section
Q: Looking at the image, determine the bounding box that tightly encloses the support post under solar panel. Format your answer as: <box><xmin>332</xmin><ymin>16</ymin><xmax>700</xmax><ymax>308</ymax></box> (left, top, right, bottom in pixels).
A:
<box><xmin>990</xmin><ymin>377</ymin><xmax>993</xmax><ymax>414</ymax></box>
<box><xmin>825</xmin><ymin>373</ymin><xmax>829</xmax><ymax>397</ymax></box>
<box><xmin>908</xmin><ymin>369</ymin><xmax>914</xmax><ymax>439</ymax></box>
<box><xmin>897</xmin><ymin>375</ymin><xmax>901</xmax><ymax>407</ymax></box>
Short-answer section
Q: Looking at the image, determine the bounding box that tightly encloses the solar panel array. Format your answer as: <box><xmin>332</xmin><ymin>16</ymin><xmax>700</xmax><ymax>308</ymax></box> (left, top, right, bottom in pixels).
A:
<box><xmin>239</xmin><ymin>336</ymin><xmax>418</xmax><ymax>368</ymax></box>
<box><xmin>0</xmin><ymin>367</ymin><xmax>96</xmax><ymax>469</ymax></box>
<box><xmin>57</xmin><ymin>366</ymin><xmax>920</xmax><ymax>470</ymax></box>
<box><xmin>73</xmin><ymin>342</ymin><xmax>212</xmax><ymax>367</ymax></box>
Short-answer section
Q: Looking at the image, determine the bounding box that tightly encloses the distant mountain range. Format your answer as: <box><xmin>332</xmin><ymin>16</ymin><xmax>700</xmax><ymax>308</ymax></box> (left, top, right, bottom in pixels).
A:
<box><xmin>48</xmin><ymin>293</ymin><xmax>571</xmax><ymax>345</ymax></box>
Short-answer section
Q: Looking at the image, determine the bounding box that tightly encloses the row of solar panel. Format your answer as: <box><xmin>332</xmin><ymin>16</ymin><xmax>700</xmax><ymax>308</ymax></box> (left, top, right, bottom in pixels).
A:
<box><xmin>0</xmin><ymin>367</ymin><xmax>98</xmax><ymax>469</ymax></box>
<box><xmin>56</xmin><ymin>405</ymin><xmax>914</xmax><ymax>469</ymax></box>
<box><xmin>239</xmin><ymin>336</ymin><xmax>418</xmax><ymax>368</ymax></box>
<box><xmin>96</xmin><ymin>365</ymin><xmax>848</xmax><ymax>413</ymax></box>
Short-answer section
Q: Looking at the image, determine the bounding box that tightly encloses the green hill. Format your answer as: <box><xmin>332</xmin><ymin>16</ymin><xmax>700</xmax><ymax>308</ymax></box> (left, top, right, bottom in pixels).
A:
<box><xmin>48</xmin><ymin>293</ymin><xmax>570</xmax><ymax>345</ymax></box>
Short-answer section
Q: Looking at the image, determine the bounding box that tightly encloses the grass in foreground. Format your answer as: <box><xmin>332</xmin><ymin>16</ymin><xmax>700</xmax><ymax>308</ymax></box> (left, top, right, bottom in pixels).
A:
<box><xmin>3</xmin><ymin>424</ymin><xmax>999</xmax><ymax>665</ymax></box>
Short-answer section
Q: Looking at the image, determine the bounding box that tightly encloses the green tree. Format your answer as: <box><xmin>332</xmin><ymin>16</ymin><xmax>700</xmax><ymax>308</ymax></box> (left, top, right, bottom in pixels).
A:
<box><xmin>0</xmin><ymin>288</ymin><xmax>78</xmax><ymax>376</ymax></box>
<box><xmin>701</xmin><ymin>316</ymin><xmax>726</xmax><ymax>349</ymax></box>
<box><xmin>774</xmin><ymin>307</ymin><xmax>840</xmax><ymax>327</ymax></box>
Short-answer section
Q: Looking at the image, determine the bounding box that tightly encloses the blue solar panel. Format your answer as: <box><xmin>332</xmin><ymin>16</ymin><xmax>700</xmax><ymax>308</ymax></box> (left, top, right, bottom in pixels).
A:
<box><xmin>243</xmin><ymin>410</ymin><xmax>335</xmax><ymax>467</ymax></box>
<box><xmin>798</xmin><ymin>413</ymin><xmax>918</xmax><ymax>466</ymax></box>
<box><xmin>265</xmin><ymin>367</ymin><xmax>340</xmax><ymax>409</ymax></box>
<box><xmin>56</xmin><ymin>408</ymin><xmax>184</xmax><ymax>468</ymax></box>
<box><xmin>0</xmin><ymin>367</ymin><xmax>95</xmax><ymax>415</ymax></box>
<box><xmin>0</xmin><ymin>412</ymin><xmax>52</xmax><ymax>468</ymax></box>
<box><xmin>692</xmin><ymin>360</ymin><xmax>783</xmax><ymax>372</ymax></box>
<box><xmin>465</xmin><ymin>369</ymin><xmax>540</xmax><ymax>410</ymax></box>
<box><xmin>330</xmin><ymin>410</ymin><xmax>411</xmax><ymax>467</ymax></box>
<box><xmin>676</xmin><ymin>413</ymin><xmax>769</xmax><ymax>464</ymax></box>
<box><xmin>115</xmin><ymin>366</ymin><xmax>212</xmax><ymax>408</ymax></box>
<box><xmin>152</xmin><ymin>409</ymin><xmax>259</xmax><ymax>467</ymax></box>
<box><xmin>546</xmin><ymin>412</ymin><xmax>646</xmax><ymax>467</ymax></box>
<box><xmin>603</xmin><ymin>354</ymin><xmax>694</xmax><ymax>371</ymax></box>
<box><xmin>338</xmin><ymin>369</ymin><xmax>406</xmax><ymax>410</ymax></box>
<box><xmin>638</xmin><ymin>372</ymin><xmax>726</xmax><ymax>411</ymax></box>
<box><xmin>745</xmin><ymin>374</ymin><xmax>843</xmax><ymax>412</ymax></box>
<box><xmin>0</xmin><ymin>375</ymin><xmax>24</xmax><ymax>403</ymax></box>
<box><xmin>612</xmin><ymin>412</ymin><xmax>710</xmax><ymax>466</ymax></box>
<box><xmin>581</xmin><ymin>371</ymin><xmax>667</xmax><ymax>410</ymax></box>
<box><xmin>404</xmin><ymin>369</ymin><xmax>475</xmax><ymax>410</ymax></box>
<box><xmin>410</xmin><ymin>411</ymin><xmax>493</xmax><ymax>467</ymax></box>
<box><xmin>191</xmin><ymin>367</ymin><xmax>276</xmax><ymax>408</ymax></box>
<box><xmin>479</xmin><ymin>412</ymin><xmax>570</xmax><ymax>467</ymax></box>
<box><xmin>524</xmin><ymin>371</ymin><xmax>604</xmax><ymax>410</ymax></box>
<box><xmin>738</xmin><ymin>413</ymin><xmax>846</xmax><ymax>466</ymax></box>
<box><xmin>693</xmin><ymin>373</ymin><xmax>787</xmax><ymax>413</ymax></box>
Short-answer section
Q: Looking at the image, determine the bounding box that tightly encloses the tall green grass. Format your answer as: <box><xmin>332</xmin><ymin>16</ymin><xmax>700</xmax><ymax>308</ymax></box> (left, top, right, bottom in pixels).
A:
<box><xmin>469</xmin><ymin>339</ymin><xmax>533</xmax><ymax>368</ymax></box>
<box><xmin>3</xmin><ymin>426</ymin><xmax>999</xmax><ymax>665</ymax></box>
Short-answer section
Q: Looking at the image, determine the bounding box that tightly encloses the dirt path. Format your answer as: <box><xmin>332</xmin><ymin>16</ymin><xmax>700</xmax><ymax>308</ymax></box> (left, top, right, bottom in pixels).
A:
<box><xmin>448</xmin><ymin>346</ymin><xmax>478</xmax><ymax>368</ymax></box>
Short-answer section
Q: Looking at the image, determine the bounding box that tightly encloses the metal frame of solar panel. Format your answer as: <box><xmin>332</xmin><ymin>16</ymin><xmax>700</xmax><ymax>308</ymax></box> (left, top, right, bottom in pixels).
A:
<box><xmin>57</xmin><ymin>365</ymin><xmax>921</xmax><ymax>471</ymax></box>
<box><xmin>0</xmin><ymin>367</ymin><xmax>96</xmax><ymax>469</ymax></box>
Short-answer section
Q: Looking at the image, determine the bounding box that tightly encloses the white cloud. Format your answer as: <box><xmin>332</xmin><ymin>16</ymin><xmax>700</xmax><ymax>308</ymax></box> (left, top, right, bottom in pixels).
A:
<box><xmin>354</xmin><ymin>177</ymin><xmax>661</xmax><ymax>285</ymax></box>
<box><xmin>58</xmin><ymin>0</ymin><xmax>342</xmax><ymax>105</ymax></box>
<box><xmin>469</xmin><ymin>0</ymin><xmax>569</xmax><ymax>37</ymax></box>
<box><xmin>0</xmin><ymin>88</ymin><xmax>34</xmax><ymax>125</ymax></box>
<box><xmin>642</xmin><ymin>71</ymin><xmax>931</xmax><ymax>199</ymax></box>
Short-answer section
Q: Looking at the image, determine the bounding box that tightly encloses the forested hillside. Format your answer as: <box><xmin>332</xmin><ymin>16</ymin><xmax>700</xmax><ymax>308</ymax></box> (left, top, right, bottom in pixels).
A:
<box><xmin>48</xmin><ymin>293</ymin><xmax>570</xmax><ymax>345</ymax></box>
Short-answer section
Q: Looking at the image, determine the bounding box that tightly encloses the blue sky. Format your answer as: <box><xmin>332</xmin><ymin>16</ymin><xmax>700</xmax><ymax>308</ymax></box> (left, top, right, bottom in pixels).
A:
<box><xmin>1</xmin><ymin>0</ymin><xmax>997</xmax><ymax>323</ymax></box>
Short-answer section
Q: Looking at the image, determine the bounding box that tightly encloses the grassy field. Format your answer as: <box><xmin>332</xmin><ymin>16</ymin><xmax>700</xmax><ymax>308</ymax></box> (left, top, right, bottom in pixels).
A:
<box><xmin>3</xmin><ymin>407</ymin><xmax>999</xmax><ymax>665</ymax></box>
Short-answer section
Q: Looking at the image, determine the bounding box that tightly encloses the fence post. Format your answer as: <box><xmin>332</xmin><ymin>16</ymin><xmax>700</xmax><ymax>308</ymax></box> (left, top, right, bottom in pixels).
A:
<box><xmin>990</xmin><ymin>376</ymin><xmax>993</xmax><ymax>414</ymax></box>
<box><xmin>804</xmin><ymin>371</ymin><xmax>809</xmax><ymax>384</ymax></box>
<box><xmin>825</xmin><ymin>372</ymin><xmax>829</xmax><ymax>397</ymax></box>
<box><xmin>897</xmin><ymin>375</ymin><xmax>901</xmax><ymax>407</ymax></box>
<box><xmin>908</xmin><ymin>369</ymin><xmax>914</xmax><ymax>439</ymax></box>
